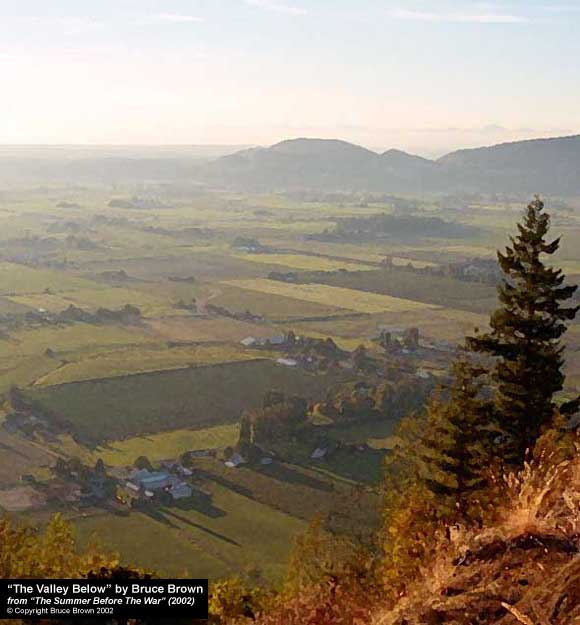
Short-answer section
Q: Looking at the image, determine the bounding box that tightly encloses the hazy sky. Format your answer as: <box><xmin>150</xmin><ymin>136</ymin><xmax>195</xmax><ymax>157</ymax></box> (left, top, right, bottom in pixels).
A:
<box><xmin>1</xmin><ymin>0</ymin><xmax>580</xmax><ymax>155</ymax></box>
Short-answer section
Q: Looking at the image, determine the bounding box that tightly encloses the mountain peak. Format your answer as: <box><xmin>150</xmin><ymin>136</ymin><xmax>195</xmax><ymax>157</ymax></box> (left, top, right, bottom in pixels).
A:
<box><xmin>270</xmin><ymin>137</ymin><xmax>377</xmax><ymax>157</ymax></box>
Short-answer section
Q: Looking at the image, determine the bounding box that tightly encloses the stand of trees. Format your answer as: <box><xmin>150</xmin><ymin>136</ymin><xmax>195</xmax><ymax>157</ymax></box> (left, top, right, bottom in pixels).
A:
<box><xmin>382</xmin><ymin>197</ymin><xmax>580</xmax><ymax>593</ymax></box>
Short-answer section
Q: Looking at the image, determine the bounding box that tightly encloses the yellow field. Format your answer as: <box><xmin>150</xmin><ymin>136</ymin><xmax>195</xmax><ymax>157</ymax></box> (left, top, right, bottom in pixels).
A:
<box><xmin>0</xmin><ymin>262</ymin><xmax>99</xmax><ymax>295</ymax></box>
<box><xmin>34</xmin><ymin>344</ymin><xmax>262</xmax><ymax>386</ymax></box>
<box><xmin>0</xmin><ymin>324</ymin><xmax>154</xmax><ymax>360</ymax></box>
<box><xmin>95</xmin><ymin>424</ymin><xmax>240</xmax><ymax>466</ymax></box>
<box><xmin>223</xmin><ymin>279</ymin><xmax>440</xmax><ymax>314</ymax></box>
<box><xmin>10</xmin><ymin>287</ymin><xmax>180</xmax><ymax>318</ymax></box>
<box><xmin>235</xmin><ymin>253</ymin><xmax>375</xmax><ymax>272</ymax></box>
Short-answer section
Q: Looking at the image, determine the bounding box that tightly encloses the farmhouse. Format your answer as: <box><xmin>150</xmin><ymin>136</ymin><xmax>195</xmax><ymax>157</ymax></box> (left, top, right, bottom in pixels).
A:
<box><xmin>277</xmin><ymin>357</ymin><xmax>298</xmax><ymax>367</ymax></box>
<box><xmin>224</xmin><ymin>452</ymin><xmax>247</xmax><ymax>468</ymax></box>
<box><xmin>311</xmin><ymin>447</ymin><xmax>328</xmax><ymax>460</ymax></box>
<box><xmin>126</xmin><ymin>469</ymin><xmax>192</xmax><ymax>501</ymax></box>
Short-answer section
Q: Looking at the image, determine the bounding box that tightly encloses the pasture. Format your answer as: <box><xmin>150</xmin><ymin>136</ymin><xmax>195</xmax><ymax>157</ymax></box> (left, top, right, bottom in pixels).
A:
<box><xmin>74</xmin><ymin>481</ymin><xmax>306</xmax><ymax>579</ymax></box>
<box><xmin>210</xmin><ymin>283</ymin><xmax>345</xmax><ymax>321</ymax></box>
<box><xmin>235</xmin><ymin>252</ymin><xmax>375</xmax><ymax>272</ymax></box>
<box><xmin>298</xmin><ymin>267</ymin><xmax>498</xmax><ymax>313</ymax></box>
<box><xmin>10</xmin><ymin>286</ymin><xmax>179</xmax><ymax>318</ymax></box>
<box><xmin>34</xmin><ymin>344</ymin><xmax>258</xmax><ymax>386</ymax></box>
<box><xmin>93</xmin><ymin>424</ymin><xmax>241</xmax><ymax>466</ymax></box>
<box><xmin>0</xmin><ymin>262</ymin><xmax>99</xmax><ymax>295</ymax></box>
<box><xmin>223</xmin><ymin>279</ymin><xmax>439</xmax><ymax>315</ymax></box>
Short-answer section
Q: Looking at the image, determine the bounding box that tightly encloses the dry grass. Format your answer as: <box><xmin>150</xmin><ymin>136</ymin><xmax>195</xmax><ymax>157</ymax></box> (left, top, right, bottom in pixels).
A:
<box><xmin>223</xmin><ymin>279</ymin><xmax>439</xmax><ymax>315</ymax></box>
<box><xmin>374</xmin><ymin>438</ymin><xmax>580</xmax><ymax>625</ymax></box>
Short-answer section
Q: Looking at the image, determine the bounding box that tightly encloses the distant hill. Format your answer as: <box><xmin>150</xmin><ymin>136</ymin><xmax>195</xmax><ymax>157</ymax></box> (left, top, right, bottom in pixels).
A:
<box><xmin>2</xmin><ymin>136</ymin><xmax>580</xmax><ymax>195</ymax></box>
<box><xmin>199</xmin><ymin>135</ymin><xmax>580</xmax><ymax>196</ymax></box>
<box><xmin>200</xmin><ymin>137</ymin><xmax>451</xmax><ymax>193</ymax></box>
<box><xmin>438</xmin><ymin>134</ymin><xmax>580</xmax><ymax>195</ymax></box>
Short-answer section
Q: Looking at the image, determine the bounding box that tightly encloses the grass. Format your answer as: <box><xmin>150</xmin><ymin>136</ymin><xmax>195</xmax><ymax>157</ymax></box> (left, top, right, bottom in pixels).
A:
<box><xmin>0</xmin><ymin>295</ymin><xmax>32</xmax><ymax>314</ymax></box>
<box><xmin>147</xmin><ymin>317</ymin><xmax>281</xmax><ymax>343</ymax></box>
<box><xmin>34</xmin><ymin>344</ymin><xmax>259</xmax><ymax>386</ymax></box>
<box><xmin>73</xmin><ymin>481</ymin><xmax>306</xmax><ymax>580</ymax></box>
<box><xmin>291</xmin><ymin>307</ymin><xmax>488</xmax><ymax>343</ymax></box>
<box><xmin>210</xmin><ymin>284</ymin><xmax>345</xmax><ymax>321</ymax></box>
<box><xmin>92</xmin><ymin>424</ymin><xmax>241</xmax><ymax>466</ymax></box>
<box><xmin>10</xmin><ymin>287</ymin><xmax>181</xmax><ymax>318</ymax></box>
<box><xmin>0</xmin><ymin>429</ymin><xmax>57</xmax><ymax>488</ymax></box>
<box><xmin>0</xmin><ymin>324</ymin><xmax>155</xmax><ymax>360</ymax></box>
<box><xmin>298</xmin><ymin>267</ymin><xmax>498</xmax><ymax>314</ymax></box>
<box><xmin>235</xmin><ymin>253</ymin><xmax>376</xmax><ymax>272</ymax></box>
<box><xmin>0</xmin><ymin>262</ymin><xmax>99</xmax><ymax>295</ymax></box>
<box><xmin>28</xmin><ymin>359</ymin><xmax>350</xmax><ymax>444</ymax></box>
<box><xmin>223</xmin><ymin>279</ymin><xmax>439</xmax><ymax>315</ymax></box>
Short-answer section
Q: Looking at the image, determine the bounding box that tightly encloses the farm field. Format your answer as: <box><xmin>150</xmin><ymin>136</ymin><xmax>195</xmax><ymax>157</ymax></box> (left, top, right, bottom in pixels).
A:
<box><xmin>1</xmin><ymin>183</ymin><xmax>579</xmax><ymax>583</ymax></box>
<box><xmin>27</xmin><ymin>359</ymin><xmax>352</xmax><ymax>443</ymax></box>
<box><xmin>0</xmin><ymin>324</ymin><xmax>155</xmax><ymax>360</ymax></box>
<box><xmin>291</xmin><ymin>306</ymin><xmax>488</xmax><ymax>344</ymax></box>
<box><xmin>0</xmin><ymin>429</ymin><xmax>56</xmax><ymax>487</ymax></box>
<box><xmin>297</xmin><ymin>267</ymin><xmax>498</xmax><ymax>313</ymax></box>
<box><xmin>0</xmin><ymin>262</ymin><xmax>100</xmax><ymax>295</ymax></box>
<box><xmin>235</xmin><ymin>252</ymin><xmax>376</xmax><ymax>272</ymax></box>
<box><xmin>92</xmin><ymin>424</ymin><xmax>241</xmax><ymax>466</ymax></box>
<box><xmin>209</xmin><ymin>283</ymin><xmax>346</xmax><ymax>321</ymax></box>
<box><xmin>9</xmin><ymin>287</ymin><xmax>180</xmax><ymax>318</ymax></box>
<box><xmin>34</xmin><ymin>344</ymin><xmax>259</xmax><ymax>386</ymax></box>
<box><xmin>74</xmin><ymin>481</ymin><xmax>307</xmax><ymax>579</ymax></box>
<box><xmin>223</xmin><ymin>279</ymin><xmax>440</xmax><ymax>314</ymax></box>
<box><xmin>147</xmin><ymin>317</ymin><xmax>280</xmax><ymax>343</ymax></box>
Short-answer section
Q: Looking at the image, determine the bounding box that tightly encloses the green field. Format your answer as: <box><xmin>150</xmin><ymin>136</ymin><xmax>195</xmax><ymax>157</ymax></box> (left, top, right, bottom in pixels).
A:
<box><xmin>298</xmin><ymin>267</ymin><xmax>498</xmax><ymax>314</ymax></box>
<box><xmin>34</xmin><ymin>344</ymin><xmax>260</xmax><ymax>386</ymax></box>
<box><xmin>210</xmin><ymin>283</ymin><xmax>345</xmax><ymax>321</ymax></box>
<box><xmin>0</xmin><ymin>262</ymin><xmax>99</xmax><ymax>295</ymax></box>
<box><xmin>28</xmin><ymin>359</ymin><xmax>350</xmax><ymax>443</ymax></box>
<box><xmin>92</xmin><ymin>424</ymin><xmax>240</xmax><ymax>466</ymax></box>
<box><xmin>74</xmin><ymin>481</ymin><xmax>306</xmax><ymax>579</ymax></box>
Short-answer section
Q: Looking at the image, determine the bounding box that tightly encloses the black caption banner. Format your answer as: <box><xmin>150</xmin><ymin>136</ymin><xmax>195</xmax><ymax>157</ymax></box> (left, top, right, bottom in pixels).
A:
<box><xmin>0</xmin><ymin>579</ymin><xmax>208</xmax><ymax>620</ymax></box>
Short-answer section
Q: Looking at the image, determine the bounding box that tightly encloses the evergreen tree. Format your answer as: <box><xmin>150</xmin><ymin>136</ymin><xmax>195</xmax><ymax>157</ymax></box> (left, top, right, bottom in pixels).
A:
<box><xmin>238</xmin><ymin>412</ymin><xmax>253</xmax><ymax>446</ymax></box>
<box><xmin>467</xmin><ymin>197</ymin><xmax>580</xmax><ymax>462</ymax></box>
<box><xmin>413</xmin><ymin>359</ymin><xmax>495</xmax><ymax>518</ymax></box>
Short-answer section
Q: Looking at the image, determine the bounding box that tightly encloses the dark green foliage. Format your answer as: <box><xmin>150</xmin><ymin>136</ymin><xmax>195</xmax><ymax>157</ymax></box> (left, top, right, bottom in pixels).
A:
<box><xmin>388</xmin><ymin>358</ymin><xmax>496</xmax><ymax>521</ymax></box>
<box><xmin>251</xmin><ymin>394</ymin><xmax>308</xmax><ymax>446</ymax></box>
<box><xmin>134</xmin><ymin>455</ymin><xmax>153</xmax><ymax>471</ymax></box>
<box><xmin>467</xmin><ymin>197</ymin><xmax>579</xmax><ymax>462</ymax></box>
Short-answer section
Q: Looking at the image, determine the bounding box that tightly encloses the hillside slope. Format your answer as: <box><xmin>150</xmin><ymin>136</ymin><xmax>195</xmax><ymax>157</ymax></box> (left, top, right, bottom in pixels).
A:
<box><xmin>200</xmin><ymin>135</ymin><xmax>580</xmax><ymax>195</ymax></box>
<box><xmin>199</xmin><ymin>138</ymin><xmax>447</xmax><ymax>193</ymax></box>
<box><xmin>439</xmin><ymin>134</ymin><xmax>580</xmax><ymax>195</ymax></box>
<box><xmin>236</xmin><ymin>437</ymin><xmax>580</xmax><ymax>625</ymax></box>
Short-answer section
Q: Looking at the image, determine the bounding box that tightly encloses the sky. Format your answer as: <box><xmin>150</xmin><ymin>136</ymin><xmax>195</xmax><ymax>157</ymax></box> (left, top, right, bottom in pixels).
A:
<box><xmin>1</xmin><ymin>0</ymin><xmax>580</xmax><ymax>156</ymax></box>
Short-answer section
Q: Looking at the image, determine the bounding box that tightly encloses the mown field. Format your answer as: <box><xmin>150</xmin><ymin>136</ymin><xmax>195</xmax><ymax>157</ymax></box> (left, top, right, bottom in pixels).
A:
<box><xmin>223</xmin><ymin>279</ymin><xmax>440</xmax><ymax>314</ymax></box>
<box><xmin>72</xmin><ymin>456</ymin><xmax>380</xmax><ymax>580</ymax></box>
<box><xmin>297</xmin><ymin>267</ymin><xmax>498</xmax><ymax>314</ymax></box>
<box><xmin>34</xmin><ymin>344</ymin><xmax>262</xmax><ymax>386</ymax></box>
<box><xmin>9</xmin><ymin>286</ymin><xmax>181</xmax><ymax>318</ymax></box>
<box><xmin>235</xmin><ymin>252</ymin><xmax>376</xmax><ymax>272</ymax></box>
<box><xmin>0</xmin><ymin>262</ymin><xmax>99</xmax><ymax>295</ymax></box>
<box><xmin>74</xmin><ymin>481</ymin><xmax>306</xmax><ymax>579</ymax></box>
